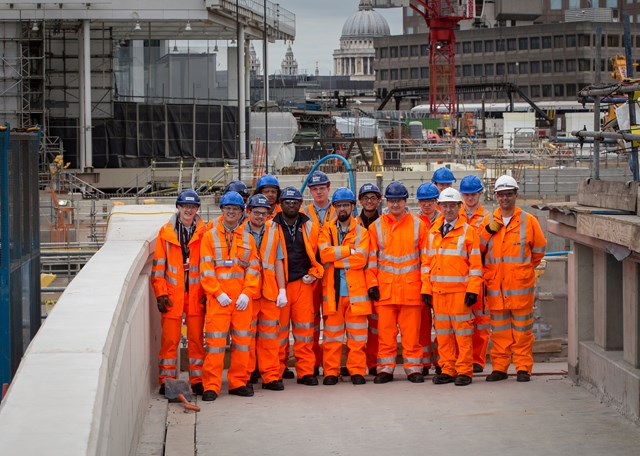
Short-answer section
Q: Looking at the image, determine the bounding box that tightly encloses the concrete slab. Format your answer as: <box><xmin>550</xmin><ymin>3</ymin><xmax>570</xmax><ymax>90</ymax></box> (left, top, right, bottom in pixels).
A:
<box><xmin>192</xmin><ymin>363</ymin><xmax>640</xmax><ymax>456</ymax></box>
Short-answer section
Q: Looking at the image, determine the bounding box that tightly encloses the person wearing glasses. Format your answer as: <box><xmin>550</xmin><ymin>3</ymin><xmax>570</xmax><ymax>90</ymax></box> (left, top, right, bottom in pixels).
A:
<box><xmin>272</xmin><ymin>186</ymin><xmax>324</xmax><ymax>386</ymax></box>
<box><xmin>479</xmin><ymin>175</ymin><xmax>547</xmax><ymax>383</ymax></box>
<box><xmin>152</xmin><ymin>190</ymin><xmax>208</xmax><ymax>398</ymax></box>
<box><xmin>200</xmin><ymin>191</ymin><xmax>260</xmax><ymax>401</ymax></box>
<box><xmin>242</xmin><ymin>194</ymin><xmax>288</xmax><ymax>392</ymax></box>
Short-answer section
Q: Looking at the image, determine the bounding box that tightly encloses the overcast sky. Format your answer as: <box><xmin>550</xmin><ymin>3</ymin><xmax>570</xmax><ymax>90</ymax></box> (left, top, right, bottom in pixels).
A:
<box><xmin>262</xmin><ymin>1</ymin><xmax>403</xmax><ymax>75</ymax></box>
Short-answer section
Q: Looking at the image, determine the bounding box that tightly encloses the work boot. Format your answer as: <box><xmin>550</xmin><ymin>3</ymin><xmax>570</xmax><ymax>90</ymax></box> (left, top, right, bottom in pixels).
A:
<box><xmin>422</xmin><ymin>366</ymin><xmax>430</xmax><ymax>376</ymax></box>
<box><xmin>454</xmin><ymin>375</ymin><xmax>472</xmax><ymax>386</ymax></box>
<box><xmin>323</xmin><ymin>375</ymin><xmax>339</xmax><ymax>385</ymax></box>
<box><xmin>407</xmin><ymin>373</ymin><xmax>425</xmax><ymax>383</ymax></box>
<box><xmin>262</xmin><ymin>380</ymin><xmax>285</xmax><ymax>391</ymax></box>
<box><xmin>473</xmin><ymin>363</ymin><xmax>484</xmax><ymax>373</ymax></box>
<box><xmin>486</xmin><ymin>370</ymin><xmax>509</xmax><ymax>382</ymax></box>
<box><xmin>516</xmin><ymin>370</ymin><xmax>531</xmax><ymax>382</ymax></box>
<box><xmin>339</xmin><ymin>366</ymin><xmax>350</xmax><ymax>377</ymax></box>
<box><xmin>229</xmin><ymin>386</ymin><xmax>254</xmax><ymax>397</ymax></box>
<box><xmin>282</xmin><ymin>367</ymin><xmax>295</xmax><ymax>379</ymax></box>
<box><xmin>191</xmin><ymin>382</ymin><xmax>204</xmax><ymax>396</ymax></box>
<box><xmin>368</xmin><ymin>366</ymin><xmax>377</xmax><ymax>376</ymax></box>
<box><xmin>246</xmin><ymin>382</ymin><xmax>254</xmax><ymax>393</ymax></box>
<box><xmin>296</xmin><ymin>374</ymin><xmax>319</xmax><ymax>386</ymax></box>
<box><xmin>432</xmin><ymin>373</ymin><xmax>454</xmax><ymax>384</ymax></box>
<box><xmin>249</xmin><ymin>369</ymin><xmax>261</xmax><ymax>384</ymax></box>
<box><xmin>202</xmin><ymin>390</ymin><xmax>218</xmax><ymax>401</ymax></box>
<box><xmin>159</xmin><ymin>384</ymin><xmax>165</xmax><ymax>395</ymax></box>
<box><xmin>435</xmin><ymin>365</ymin><xmax>442</xmax><ymax>375</ymax></box>
<box><xmin>314</xmin><ymin>366</ymin><xmax>321</xmax><ymax>376</ymax></box>
<box><xmin>351</xmin><ymin>374</ymin><xmax>366</xmax><ymax>385</ymax></box>
<box><xmin>373</xmin><ymin>372</ymin><xmax>394</xmax><ymax>384</ymax></box>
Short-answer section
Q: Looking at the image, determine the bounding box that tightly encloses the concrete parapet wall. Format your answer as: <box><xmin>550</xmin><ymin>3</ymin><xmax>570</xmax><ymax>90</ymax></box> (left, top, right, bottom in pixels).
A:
<box><xmin>0</xmin><ymin>205</ymin><xmax>175</xmax><ymax>455</ymax></box>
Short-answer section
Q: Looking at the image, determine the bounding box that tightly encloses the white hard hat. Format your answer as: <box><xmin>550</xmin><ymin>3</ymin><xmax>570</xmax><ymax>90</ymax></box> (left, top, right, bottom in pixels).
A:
<box><xmin>494</xmin><ymin>175</ymin><xmax>519</xmax><ymax>192</ymax></box>
<box><xmin>437</xmin><ymin>187</ymin><xmax>463</xmax><ymax>203</ymax></box>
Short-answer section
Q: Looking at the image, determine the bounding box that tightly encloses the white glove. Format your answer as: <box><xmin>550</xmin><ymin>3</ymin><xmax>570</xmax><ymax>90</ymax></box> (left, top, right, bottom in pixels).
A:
<box><xmin>236</xmin><ymin>293</ymin><xmax>250</xmax><ymax>311</ymax></box>
<box><xmin>301</xmin><ymin>274</ymin><xmax>315</xmax><ymax>285</ymax></box>
<box><xmin>350</xmin><ymin>248</ymin><xmax>356</xmax><ymax>255</ymax></box>
<box><xmin>276</xmin><ymin>288</ymin><xmax>288</xmax><ymax>308</ymax></box>
<box><xmin>217</xmin><ymin>292</ymin><xmax>232</xmax><ymax>307</ymax></box>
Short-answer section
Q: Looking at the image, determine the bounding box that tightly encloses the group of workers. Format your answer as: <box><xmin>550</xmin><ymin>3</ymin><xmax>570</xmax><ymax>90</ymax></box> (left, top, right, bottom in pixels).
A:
<box><xmin>151</xmin><ymin>167</ymin><xmax>547</xmax><ymax>401</ymax></box>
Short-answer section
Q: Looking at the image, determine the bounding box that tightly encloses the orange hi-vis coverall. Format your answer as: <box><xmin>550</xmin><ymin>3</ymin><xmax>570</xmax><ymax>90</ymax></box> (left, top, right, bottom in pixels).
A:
<box><xmin>301</xmin><ymin>203</ymin><xmax>336</xmax><ymax>370</ymax></box>
<box><xmin>241</xmin><ymin>219</ymin><xmax>284</xmax><ymax>384</ymax></box>
<box><xmin>460</xmin><ymin>204</ymin><xmax>491</xmax><ymax>369</ymax></box>
<box><xmin>479</xmin><ymin>207</ymin><xmax>547</xmax><ymax>375</ymax></box>
<box><xmin>274</xmin><ymin>213</ymin><xmax>324</xmax><ymax>378</ymax></box>
<box><xmin>152</xmin><ymin>214</ymin><xmax>207</xmax><ymax>388</ymax></box>
<box><xmin>367</xmin><ymin>211</ymin><xmax>429</xmax><ymax>376</ymax></box>
<box><xmin>416</xmin><ymin>210</ymin><xmax>442</xmax><ymax>370</ymax></box>
<box><xmin>424</xmin><ymin>219</ymin><xmax>483</xmax><ymax>378</ymax></box>
<box><xmin>200</xmin><ymin>218</ymin><xmax>260</xmax><ymax>394</ymax></box>
<box><xmin>319</xmin><ymin>217</ymin><xmax>372</xmax><ymax>377</ymax></box>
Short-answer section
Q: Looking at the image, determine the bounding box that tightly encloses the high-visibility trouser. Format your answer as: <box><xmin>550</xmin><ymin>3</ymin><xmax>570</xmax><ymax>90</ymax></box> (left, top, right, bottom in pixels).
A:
<box><xmin>471</xmin><ymin>301</ymin><xmax>491</xmax><ymax>368</ymax></box>
<box><xmin>248</xmin><ymin>297</ymin><xmax>281</xmax><ymax>383</ymax></box>
<box><xmin>278</xmin><ymin>279</ymin><xmax>316</xmax><ymax>377</ymax></box>
<box><xmin>365</xmin><ymin>313</ymin><xmax>378</xmax><ymax>370</ymax></box>
<box><xmin>202</xmin><ymin>300</ymin><xmax>253</xmax><ymax>394</ymax></box>
<box><xmin>322</xmin><ymin>296</ymin><xmax>368</xmax><ymax>377</ymax></box>
<box><xmin>419</xmin><ymin>305</ymin><xmax>435</xmax><ymax>369</ymax></box>
<box><xmin>312</xmin><ymin>280</ymin><xmax>323</xmax><ymax>368</ymax></box>
<box><xmin>433</xmin><ymin>293</ymin><xmax>474</xmax><ymax>378</ymax></box>
<box><xmin>490</xmin><ymin>308</ymin><xmax>534</xmax><ymax>374</ymax></box>
<box><xmin>376</xmin><ymin>304</ymin><xmax>422</xmax><ymax>376</ymax></box>
<box><xmin>158</xmin><ymin>315</ymin><xmax>205</xmax><ymax>386</ymax></box>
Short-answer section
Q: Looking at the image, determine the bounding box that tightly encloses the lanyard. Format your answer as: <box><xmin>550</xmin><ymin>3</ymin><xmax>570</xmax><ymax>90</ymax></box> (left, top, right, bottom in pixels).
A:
<box><xmin>224</xmin><ymin>228</ymin><xmax>235</xmax><ymax>259</ymax></box>
<box><xmin>314</xmin><ymin>204</ymin><xmax>332</xmax><ymax>226</ymax></box>
<box><xmin>284</xmin><ymin>219</ymin><xmax>298</xmax><ymax>242</ymax></box>
<box><xmin>337</xmin><ymin>222</ymin><xmax>349</xmax><ymax>245</ymax></box>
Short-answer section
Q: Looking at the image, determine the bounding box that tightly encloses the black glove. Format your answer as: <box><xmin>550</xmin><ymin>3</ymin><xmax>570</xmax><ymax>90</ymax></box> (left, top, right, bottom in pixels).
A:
<box><xmin>422</xmin><ymin>294</ymin><xmax>432</xmax><ymax>308</ymax></box>
<box><xmin>368</xmin><ymin>286</ymin><xmax>380</xmax><ymax>302</ymax></box>
<box><xmin>464</xmin><ymin>292</ymin><xmax>478</xmax><ymax>307</ymax></box>
<box><xmin>157</xmin><ymin>295</ymin><xmax>173</xmax><ymax>313</ymax></box>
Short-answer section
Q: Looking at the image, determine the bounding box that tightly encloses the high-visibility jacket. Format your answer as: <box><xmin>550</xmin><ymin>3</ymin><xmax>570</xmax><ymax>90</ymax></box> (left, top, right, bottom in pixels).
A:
<box><xmin>266</xmin><ymin>204</ymin><xmax>282</xmax><ymax>221</ymax></box>
<box><xmin>460</xmin><ymin>205</ymin><xmax>489</xmax><ymax>230</ymax></box>
<box><xmin>319</xmin><ymin>217</ymin><xmax>372</xmax><ymax>316</ymax></box>
<box><xmin>273</xmin><ymin>212</ymin><xmax>324</xmax><ymax>282</ymax></box>
<box><xmin>240</xmin><ymin>219</ymin><xmax>283</xmax><ymax>302</ymax></box>
<box><xmin>152</xmin><ymin>214</ymin><xmax>207</xmax><ymax>318</ymax></box>
<box><xmin>200</xmin><ymin>219</ymin><xmax>260</xmax><ymax>301</ymax></box>
<box><xmin>367</xmin><ymin>210</ymin><xmax>429</xmax><ymax>305</ymax></box>
<box><xmin>417</xmin><ymin>210</ymin><xmax>442</xmax><ymax>230</ymax></box>
<box><xmin>301</xmin><ymin>203</ymin><xmax>336</xmax><ymax>227</ymax></box>
<box><xmin>424</xmin><ymin>218</ymin><xmax>483</xmax><ymax>298</ymax></box>
<box><xmin>479</xmin><ymin>207</ymin><xmax>547</xmax><ymax>310</ymax></box>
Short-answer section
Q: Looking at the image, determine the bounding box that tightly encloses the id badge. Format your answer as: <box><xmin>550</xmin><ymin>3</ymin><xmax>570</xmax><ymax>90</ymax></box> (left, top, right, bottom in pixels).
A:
<box><xmin>223</xmin><ymin>259</ymin><xmax>234</xmax><ymax>267</ymax></box>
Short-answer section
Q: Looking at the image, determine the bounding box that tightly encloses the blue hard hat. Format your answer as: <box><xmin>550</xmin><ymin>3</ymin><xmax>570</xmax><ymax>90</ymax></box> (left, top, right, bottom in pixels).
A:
<box><xmin>219</xmin><ymin>191</ymin><xmax>245</xmax><ymax>209</ymax></box>
<box><xmin>246</xmin><ymin>194</ymin><xmax>271</xmax><ymax>209</ymax></box>
<box><xmin>280</xmin><ymin>186</ymin><xmax>303</xmax><ymax>201</ymax></box>
<box><xmin>432</xmin><ymin>167</ymin><xmax>456</xmax><ymax>184</ymax></box>
<box><xmin>459</xmin><ymin>175</ymin><xmax>484</xmax><ymax>194</ymax></box>
<box><xmin>176</xmin><ymin>189</ymin><xmax>201</xmax><ymax>206</ymax></box>
<box><xmin>331</xmin><ymin>187</ymin><xmax>356</xmax><ymax>205</ymax></box>
<box><xmin>224</xmin><ymin>180</ymin><xmax>250</xmax><ymax>199</ymax></box>
<box><xmin>416</xmin><ymin>182</ymin><xmax>440</xmax><ymax>200</ymax></box>
<box><xmin>384</xmin><ymin>181</ymin><xmax>409</xmax><ymax>199</ymax></box>
<box><xmin>256</xmin><ymin>174</ymin><xmax>280</xmax><ymax>191</ymax></box>
<box><xmin>308</xmin><ymin>170</ymin><xmax>330</xmax><ymax>187</ymax></box>
<box><xmin>358</xmin><ymin>183</ymin><xmax>382</xmax><ymax>198</ymax></box>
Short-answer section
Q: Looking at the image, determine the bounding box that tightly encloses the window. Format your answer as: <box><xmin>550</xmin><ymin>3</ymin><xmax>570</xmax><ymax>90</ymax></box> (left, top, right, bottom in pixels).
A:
<box><xmin>410</xmin><ymin>45</ymin><xmax>419</xmax><ymax>57</ymax></box>
<box><xmin>390</xmin><ymin>47</ymin><xmax>398</xmax><ymax>58</ymax></box>
<box><xmin>406</xmin><ymin>27</ymin><xmax>414</xmax><ymax>35</ymax></box>
<box><xmin>508</xmin><ymin>62</ymin><xmax>518</xmax><ymax>74</ymax></box>
<box><xmin>380</xmin><ymin>47</ymin><xmax>388</xmax><ymax>58</ymax></box>
<box><xmin>455</xmin><ymin>43</ymin><xmax>460</xmax><ymax>54</ymax></box>
<box><xmin>421</xmin><ymin>67</ymin><xmax>428</xmax><ymax>78</ymax></box>
<box><xmin>379</xmin><ymin>69</ymin><xmax>388</xmax><ymax>81</ymax></box>
<box><xmin>496</xmin><ymin>39</ymin><xmax>505</xmax><ymax>51</ymax></box>
<box><xmin>554</xmin><ymin>35</ymin><xmax>564</xmax><ymax>48</ymax></box>
<box><xmin>484</xmin><ymin>40</ymin><xmax>494</xmax><ymax>52</ymax></box>
<box><xmin>566</xmin><ymin>84</ymin><xmax>577</xmax><ymax>97</ymax></box>
<box><xmin>607</xmin><ymin>35</ymin><xmax>620</xmax><ymax>47</ymax></box>
<box><xmin>566</xmin><ymin>34</ymin><xmax>577</xmax><ymax>47</ymax></box>
<box><xmin>542</xmin><ymin>84</ymin><xmax>552</xmax><ymax>97</ymax></box>
<box><xmin>463</xmin><ymin>42</ymin><xmax>472</xmax><ymax>53</ymax></box>
<box><xmin>455</xmin><ymin>66</ymin><xmax>461</xmax><ymax>77</ymax></box>
<box><xmin>496</xmin><ymin>63</ymin><xmax>505</xmax><ymax>75</ymax></box>
<box><xmin>531</xmin><ymin>85</ymin><xmax>541</xmax><ymax>98</ymax></box>
<box><xmin>474</xmin><ymin>41</ymin><xmax>483</xmax><ymax>53</ymax></box>
<box><xmin>400</xmin><ymin>68</ymin><xmax>409</xmax><ymax>79</ymax></box>
<box><xmin>550</xmin><ymin>0</ymin><xmax>562</xmax><ymax>9</ymax></box>
<box><xmin>474</xmin><ymin>64</ymin><xmax>483</xmax><ymax>76</ymax></box>
<box><xmin>569</xmin><ymin>0</ymin><xmax>580</xmax><ymax>7</ymax></box>
<box><xmin>520</xmin><ymin>86</ymin><xmax>529</xmax><ymax>97</ymax></box>
<box><xmin>400</xmin><ymin>46</ymin><xmax>409</xmax><ymax>57</ymax></box>
<box><xmin>605</xmin><ymin>0</ymin><xmax>616</xmax><ymax>6</ymax></box>
<box><xmin>554</xmin><ymin>85</ymin><xmax>565</xmax><ymax>97</ymax></box>
<box><xmin>542</xmin><ymin>36</ymin><xmax>552</xmax><ymax>49</ymax></box>
<box><xmin>579</xmin><ymin>59</ymin><xmax>590</xmax><ymax>71</ymax></box>
<box><xmin>406</xmin><ymin>6</ymin><xmax>414</xmax><ymax>16</ymax></box>
<box><xmin>507</xmin><ymin>39</ymin><xmax>517</xmax><ymax>51</ymax></box>
<box><xmin>530</xmin><ymin>37</ymin><xmax>540</xmax><ymax>49</ymax></box>
<box><xmin>463</xmin><ymin>65</ymin><xmax>472</xmax><ymax>76</ymax></box>
<box><xmin>421</xmin><ymin>45</ymin><xmax>429</xmax><ymax>56</ymax></box>
<box><xmin>542</xmin><ymin>60</ymin><xmax>552</xmax><ymax>73</ymax></box>
<box><xmin>530</xmin><ymin>61</ymin><xmax>540</xmax><ymax>73</ymax></box>
<box><xmin>485</xmin><ymin>63</ymin><xmax>494</xmax><ymax>76</ymax></box>
<box><xmin>519</xmin><ymin>62</ymin><xmax>529</xmax><ymax>74</ymax></box>
<box><xmin>578</xmin><ymin>34</ymin><xmax>590</xmax><ymax>47</ymax></box>
<box><xmin>567</xmin><ymin>59</ymin><xmax>577</xmax><ymax>71</ymax></box>
<box><xmin>410</xmin><ymin>67</ymin><xmax>419</xmax><ymax>79</ymax></box>
<box><xmin>554</xmin><ymin>60</ymin><xmax>564</xmax><ymax>72</ymax></box>
<box><xmin>390</xmin><ymin>68</ymin><xmax>398</xmax><ymax>80</ymax></box>
<box><xmin>519</xmin><ymin>37</ymin><xmax>529</xmax><ymax>50</ymax></box>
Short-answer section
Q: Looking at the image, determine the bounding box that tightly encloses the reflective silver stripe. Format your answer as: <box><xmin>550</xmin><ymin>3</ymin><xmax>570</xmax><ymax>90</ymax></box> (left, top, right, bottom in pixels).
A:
<box><xmin>325</xmin><ymin>336</ymin><xmax>345</xmax><ymax>343</ymax></box>
<box><xmin>347</xmin><ymin>333</ymin><xmax>367</xmax><ymax>342</ymax></box>
<box><xmin>426</xmin><ymin>248</ymin><xmax>437</xmax><ymax>256</ymax></box>
<box><xmin>202</xmin><ymin>270</ymin><xmax>217</xmax><ymax>277</ymax></box>
<box><xmin>422</xmin><ymin>356</ymin><xmax>432</xmax><ymax>363</ymax></box>
<box><xmin>241</xmin><ymin>230</ymin><xmax>252</xmax><ymax>263</ymax></box>
<box><xmin>378</xmin><ymin>366</ymin><xmax>394</xmax><ymax>374</ymax></box>
<box><xmin>256</xmin><ymin>331</ymin><xmax>279</xmax><ymax>339</ymax></box>
<box><xmin>413</xmin><ymin>214</ymin><xmax>420</xmax><ymax>252</ymax></box>
<box><xmin>189</xmin><ymin>277</ymin><xmax>201</xmax><ymax>285</ymax></box>
<box><xmin>519</xmin><ymin>212</ymin><xmax>527</xmax><ymax>262</ymax></box>
<box><xmin>189</xmin><ymin>370</ymin><xmax>202</xmax><ymax>376</ymax></box>
<box><xmin>476</xmin><ymin>323</ymin><xmax>491</xmax><ymax>330</ymax></box>
<box><xmin>430</xmin><ymin>275</ymin><xmax>468</xmax><ymax>283</ymax></box>
<box><xmin>491</xmin><ymin>312</ymin><xmax>511</xmax><ymax>322</ymax></box>
<box><xmin>369</xmin><ymin>313</ymin><xmax>378</xmax><ymax>320</ymax></box>
<box><xmin>503</xmin><ymin>287</ymin><xmax>535</xmax><ymax>296</ymax></box>
<box><xmin>167</xmin><ymin>265</ymin><xmax>178</xmax><ymax>274</ymax></box>
<box><xmin>292</xmin><ymin>321</ymin><xmax>314</xmax><ymax>329</ymax></box>
<box><xmin>153</xmin><ymin>258</ymin><xmax>166</xmax><ymax>266</ymax></box>
<box><xmin>246</xmin><ymin>269</ymin><xmax>260</xmax><ymax>278</ymax></box>
<box><xmin>379</xmin><ymin>251</ymin><xmax>419</xmax><ymax>263</ymax></box>
<box><xmin>451</xmin><ymin>313</ymin><xmax>474</xmax><ymax>322</ymax></box>
<box><xmin>152</xmin><ymin>270</ymin><xmax>164</xmax><ymax>277</ymax></box>
<box><xmin>166</xmin><ymin>276</ymin><xmax>178</xmax><ymax>285</ymax></box>
<box><xmin>205</xmin><ymin>331</ymin><xmax>228</xmax><ymax>338</ymax></box>
<box><xmin>473</xmin><ymin>309</ymin><xmax>489</xmax><ymax>317</ymax></box>
<box><xmin>262</xmin><ymin>225</ymin><xmax>276</xmax><ymax>269</ymax></box>
<box><xmin>491</xmin><ymin>323</ymin><xmax>512</xmax><ymax>332</ymax></box>
<box><xmin>263</xmin><ymin>263</ymin><xmax>275</xmax><ymax>271</ymax></box>
<box><xmin>378</xmin><ymin>263</ymin><xmax>420</xmax><ymax>274</ymax></box>
<box><xmin>403</xmin><ymin>357</ymin><xmax>422</xmax><ymax>364</ymax></box>
<box><xmin>422</xmin><ymin>267</ymin><xmax>430</xmax><ymax>274</ymax></box>
<box><xmin>487</xmin><ymin>289</ymin><xmax>501</xmax><ymax>297</ymax></box>
<box><xmin>218</xmin><ymin>272</ymin><xmax>244</xmax><ymax>280</ymax></box>
<box><xmin>350</xmin><ymin>295</ymin><xmax>370</xmax><ymax>304</ymax></box>
<box><xmin>201</xmin><ymin>255</ymin><xmax>213</xmax><ymax>263</ymax></box>
<box><xmin>231</xmin><ymin>343</ymin><xmax>250</xmax><ymax>352</ymax></box>
<box><xmin>405</xmin><ymin>366</ymin><xmax>422</xmax><ymax>374</ymax></box>
<box><xmin>248</xmin><ymin>259</ymin><xmax>260</xmax><ymax>267</ymax></box>
<box><xmin>513</xmin><ymin>312</ymin><xmax>534</xmax><ymax>321</ymax></box>
<box><xmin>435</xmin><ymin>328</ymin><xmax>453</xmax><ymax>335</ymax></box>
<box><xmin>231</xmin><ymin>329</ymin><xmax>252</xmax><ymax>337</ymax></box>
<box><xmin>377</xmin><ymin>356</ymin><xmax>395</xmax><ymax>364</ymax></box>
<box><xmin>454</xmin><ymin>328</ymin><xmax>474</xmax><ymax>336</ymax></box>
<box><xmin>303</xmin><ymin>220</ymin><xmax>313</xmax><ymax>239</ymax></box>
<box><xmin>345</xmin><ymin>321</ymin><xmax>368</xmax><ymax>330</ymax></box>
<box><xmin>439</xmin><ymin>248</ymin><xmax>467</xmax><ymax>257</ymax></box>
<box><xmin>513</xmin><ymin>323</ymin><xmax>533</xmax><ymax>332</ymax></box>
<box><xmin>293</xmin><ymin>335</ymin><xmax>314</xmax><ymax>342</ymax></box>
<box><xmin>470</xmin><ymin>248</ymin><xmax>481</xmax><ymax>256</ymax></box>
<box><xmin>325</xmin><ymin>324</ymin><xmax>345</xmax><ymax>332</ymax></box>
<box><xmin>258</xmin><ymin>319</ymin><xmax>279</xmax><ymax>326</ymax></box>
<box><xmin>160</xmin><ymin>369</ymin><xmax>176</xmax><ymax>376</ymax></box>
<box><xmin>532</xmin><ymin>246</ymin><xmax>546</xmax><ymax>253</ymax></box>
<box><xmin>189</xmin><ymin>358</ymin><xmax>204</xmax><ymax>365</ymax></box>
<box><xmin>432</xmin><ymin>313</ymin><xmax>449</xmax><ymax>321</ymax></box>
<box><xmin>190</xmin><ymin>265</ymin><xmax>200</xmax><ymax>273</ymax></box>
<box><xmin>159</xmin><ymin>358</ymin><xmax>177</xmax><ymax>365</ymax></box>
<box><xmin>369</xmin><ymin>328</ymin><xmax>378</xmax><ymax>335</ymax></box>
<box><xmin>469</xmin><ymin>269</ymin><xmax>482</xmax><ymax>276</ymax></box>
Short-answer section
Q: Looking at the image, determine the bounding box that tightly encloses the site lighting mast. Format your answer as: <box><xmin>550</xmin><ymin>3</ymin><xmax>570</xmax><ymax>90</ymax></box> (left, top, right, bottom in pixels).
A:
<box><xmin>410</xmin><ymin>1</ymin><xmax>474</xmax><ymax>119</ymax></box>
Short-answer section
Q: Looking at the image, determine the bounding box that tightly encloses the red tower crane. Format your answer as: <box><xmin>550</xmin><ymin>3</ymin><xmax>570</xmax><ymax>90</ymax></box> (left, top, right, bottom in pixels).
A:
<box><xmin>410</xmin><ymin>1</ymin><xmax>474</xmax><ymax>118</ymax></box>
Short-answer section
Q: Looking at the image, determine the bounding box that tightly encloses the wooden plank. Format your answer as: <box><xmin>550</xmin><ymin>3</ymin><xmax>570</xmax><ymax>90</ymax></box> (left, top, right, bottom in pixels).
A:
<box><xmin>533</xmin><ymin>338</ymin><xmax>563</xmax><ymax>353</ymax></box>
<box><xmin>576</xmin><ymin>213</ymin><xmax>640</xmax><ymax>252</ymax></box>
<box><xmin>577</xmin><ymin>179</ymin><xmax>639</xmax><ymax>211</ymax></box>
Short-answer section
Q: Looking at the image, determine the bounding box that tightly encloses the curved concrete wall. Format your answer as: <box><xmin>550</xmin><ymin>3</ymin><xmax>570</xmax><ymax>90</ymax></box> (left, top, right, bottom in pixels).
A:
<box><xmin>0</xmin><ymin>205</ymin><xmax>175</xmax><ymax>455</ymax></box>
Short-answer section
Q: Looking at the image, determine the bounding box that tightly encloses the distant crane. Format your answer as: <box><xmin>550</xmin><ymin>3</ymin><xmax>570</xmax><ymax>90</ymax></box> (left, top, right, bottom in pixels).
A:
<box><xmin>410</xmin><ymin>1</ymin><xmax>474</xmax><ymax>120</ymax></box>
